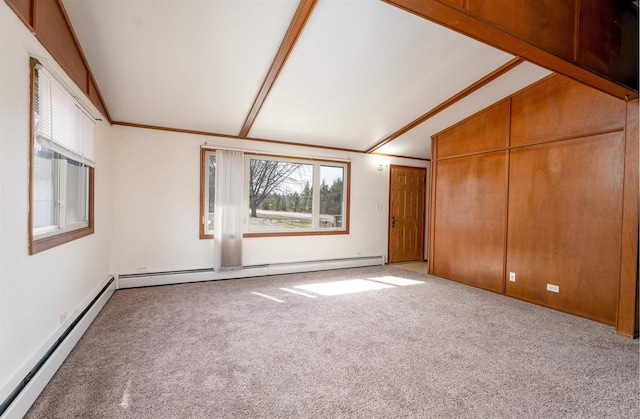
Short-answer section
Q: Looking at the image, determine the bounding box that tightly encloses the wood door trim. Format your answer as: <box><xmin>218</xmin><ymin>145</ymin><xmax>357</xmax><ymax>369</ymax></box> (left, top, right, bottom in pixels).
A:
<box><xmin>427</xmin><ymin>137</ymin><xmax>437</xmax><ymax>273</ymax></box>
<box><xmin>501</xmin><ymin>99</ymin><xmax>512</xmax><ymax>294</ymax></box>
<box><xmin>365</xmin><ymin>57</ymin><xmax>524</xmax><ymax>154</ymax></box>
<box><xmin>616</xmin><ymin>99</ymin><xmax>639</xmax><ymax>338</ymax></box>
<box><xmin>238</xmin><ymin>0</ymin><xmax>317</xmax><ymax>138</ymax></box>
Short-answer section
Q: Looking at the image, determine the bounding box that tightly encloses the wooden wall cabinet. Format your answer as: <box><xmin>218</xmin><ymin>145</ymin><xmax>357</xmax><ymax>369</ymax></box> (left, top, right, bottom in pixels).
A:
<box><xmin>430</xmin><ymin>74</ymin><xmax>638</xmax><ymax>335</ymax></box>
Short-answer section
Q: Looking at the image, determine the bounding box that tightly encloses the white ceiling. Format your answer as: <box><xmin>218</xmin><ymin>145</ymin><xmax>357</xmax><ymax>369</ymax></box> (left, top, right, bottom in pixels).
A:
<box><xmin>63</xmin><ymin>0</ymin><xmax>300</xmax><ymax>135</ymax></box>
<box><xmin>375</xmin><ymin>61</ymin><xmax>552</xmax><ymax>158</ymax></box>
<box><xmin>62</xmin><ymin>0</ymin><xmax>552</xmax><ymax>159</ymax></box>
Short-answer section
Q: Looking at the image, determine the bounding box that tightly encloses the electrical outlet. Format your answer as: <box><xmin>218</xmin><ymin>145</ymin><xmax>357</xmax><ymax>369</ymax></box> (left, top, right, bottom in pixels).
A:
<box><xmin>546</xmin><ymin>284</ymin><xmax>560</xmax><ymax>293</ymax></box>
<box><xmin>509</xmin><ymin>272</ymin><xmax>516</xmax><ymax>282</ymax></box>
<box><xmin>137</xmin><ymin>266</ymin><xmax>147</xmax><ymax>273</ymax></box>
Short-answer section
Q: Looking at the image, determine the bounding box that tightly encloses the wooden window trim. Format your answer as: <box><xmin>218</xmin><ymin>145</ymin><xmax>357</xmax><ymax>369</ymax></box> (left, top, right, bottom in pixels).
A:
<box><xmin>28</xmin><ymin>59</ymin><xmax>95</xmax><ymax>255</ymax></box>
<box><xmin>199</xmin><ymin>149</ymin><xmax>350</xmax><ymax>239</ymax></box>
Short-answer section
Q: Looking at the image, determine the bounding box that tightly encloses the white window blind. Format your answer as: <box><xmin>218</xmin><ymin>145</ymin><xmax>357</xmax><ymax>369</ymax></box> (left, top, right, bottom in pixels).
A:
<box><xmin>35</xmin><ymin>65</ymin><xmax>96</xmax><ymax>166</ymax></box>
<box><xmin>81</xmin><ymin>111</ymin><xmax>96</xmax><ymax>164</ymax></box>
<box><xmin>35</xmin><ymin>68</ymin><xmax>52</xmax><ymax>142</ymax></box>
<box><xmin>51</xmin><ymin>82</ymin><xmax>82</xmax><ymax>160</ymax></box>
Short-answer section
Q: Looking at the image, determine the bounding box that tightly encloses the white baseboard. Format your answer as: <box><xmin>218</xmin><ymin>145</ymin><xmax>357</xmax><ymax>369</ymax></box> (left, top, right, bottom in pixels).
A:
<box><xmin>0</xmin><ymin>277</ymin><xmax>116</xmax><ymax>419</ymax></box>
<box><xmin>117</xmin><ymin>255</ymin><xmax>385</xmax><ymax>289</ymax></box>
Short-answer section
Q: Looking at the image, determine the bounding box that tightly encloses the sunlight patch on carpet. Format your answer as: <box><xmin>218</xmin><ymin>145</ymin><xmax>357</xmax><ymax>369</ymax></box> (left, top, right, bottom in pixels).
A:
<box><xmin>367</xmin><ymin>276</ymin><xmax>424</xmax><ymax>286</ymax></box>
<box><xmin>294</xmin><ymin>279</ymin><xmax>394</xmax><ymax>296</ymax></box>
<box><xmin>280</xmin><ymin>288</ymin><xmax>317</xmax><ymax>298</ymax></box>
<box><xmin>120</xmin><ymin>378</ymin><xmax>132</xmax><ymax>410</ymax></box>
<box><xmin>251</xmin><ymin>292</ymin><xmax>285</xmax><ymax>303</ymax></box>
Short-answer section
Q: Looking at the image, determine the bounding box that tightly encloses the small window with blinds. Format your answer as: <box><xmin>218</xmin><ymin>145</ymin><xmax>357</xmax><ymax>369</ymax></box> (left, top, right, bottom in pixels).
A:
<box><xmin>30</xmin><ymin>60</ymin><xmax>96</xmax><ymax>254</ymax></box>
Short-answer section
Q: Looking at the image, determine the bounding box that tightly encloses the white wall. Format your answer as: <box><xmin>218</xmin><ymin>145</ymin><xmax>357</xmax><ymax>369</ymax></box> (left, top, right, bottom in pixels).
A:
<box><xmin>111</xmin><ymin>125</ymin><xmax>428</xmax><ymax>274</ymax></box>
<box><xmin>0</xmin><ymin>0</ymin><xmax>429</xmax><ymax>399</ymax></box>
<box><xmin>0</xmin><ymin>2</ymin><xmax>113</xmax><ymax>397</ymax></box>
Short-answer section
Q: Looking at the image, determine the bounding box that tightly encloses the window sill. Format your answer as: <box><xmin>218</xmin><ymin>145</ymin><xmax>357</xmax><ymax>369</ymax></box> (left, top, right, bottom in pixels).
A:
<box><xmin>30</xmin><ymin>226</ymin><xmax>94</xmax><ymax>255</ymax></box>
<box><xmin>199</xmin><ymin>229</ymin><xmax>350</xmax><ymax>240</ymax></box>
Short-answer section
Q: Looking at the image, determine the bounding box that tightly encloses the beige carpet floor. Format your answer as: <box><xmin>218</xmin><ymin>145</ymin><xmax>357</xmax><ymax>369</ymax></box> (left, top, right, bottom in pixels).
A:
<box><xmin>25</xmin><ymin>266</ymin><xmax>639</xmax><ymax>418</ymax></box>
<box><xmin>392</xmin><ymin>261</ymin><xmax>429</xmax><ymax>274</ymax></box>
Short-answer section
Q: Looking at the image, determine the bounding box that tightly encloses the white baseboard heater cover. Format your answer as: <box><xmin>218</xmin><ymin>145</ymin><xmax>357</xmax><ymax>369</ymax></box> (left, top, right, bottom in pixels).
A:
<box><xmin>0</xmin><ymin>277</ymin><xmax>115</xmax><ymax>419</ymax></box>
<box><xmin>117</xmin><ymin>255</ymin><xmax>385</xmax><ymax>289</ymax></box>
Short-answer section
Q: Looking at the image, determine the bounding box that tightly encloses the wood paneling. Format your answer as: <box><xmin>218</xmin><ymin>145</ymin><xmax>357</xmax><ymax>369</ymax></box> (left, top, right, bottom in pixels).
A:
<box><xmin>578</xmin><ymin>0</ymin><xmax>639</xmax><ymax>91</ymax></box>
<box><xmin>430</xmin><ymin>72</ymin><xmax>636</xmax><ymax>332</ymax></box>
<box><xmin>506</xmin><ymin>133</ymin><xmax>625</xmax><ymax>325</ymax></box>
<box><xmin>467</xmin><ymin>0</ymin><xmax>576</xmax><ymax>60</ymax></box>
<box><xmin>437</xmin><ymin>100</ymin><xmax>509</xmax><ymax>158</ymax></box>
<box><xmin>617</xmin><ymin>99</ymin><xmax>639</xmax><ymax>337</ymax></box>
<box><xmin>511</xmin><ymin>75</ymin><xmax>626</xmax><ymax>147</ymax></box>
<box><xmin>34</xmin><ymin>0</ymin><xmax>87</xmax><ymax>95</ymax></box>
<box><xmin>433</xmin><ymin>151</ymin><xmax>506</xmax><ymax>293</ymax></box>
<box><xmin>382</xmin><ymin>0</ymin><xmax>637</xmax><ymax>99</ymax></box>
<box><xmin>4</xmin><ymin>0</ymin><xmax>32</xmax><ymax>27</ymax></box>
<box><xmin>440</xmin><ymin>0</ymin><xmax>464</xmax><ymax>10</ymax></box>
<box><xmin>5</xmin><ymin>0</ymin><xmax>111</xmax><ymax>120</ymax></box>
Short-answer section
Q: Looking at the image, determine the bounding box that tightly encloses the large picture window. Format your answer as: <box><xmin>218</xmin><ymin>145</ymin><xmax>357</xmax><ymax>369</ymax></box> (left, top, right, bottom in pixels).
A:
<box><xmin>30</xmin><ymin>60</ymin><xmax>96</xmax><ymax>254</ymax></box>
<box><xmin>200</xmin><ymin>149</ymin><xmax>349</xmax><ymax>238</ymax></box>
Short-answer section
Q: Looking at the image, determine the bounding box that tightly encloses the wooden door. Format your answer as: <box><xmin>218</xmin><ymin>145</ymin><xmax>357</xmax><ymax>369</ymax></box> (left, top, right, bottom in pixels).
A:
<box><xmin>388</xmin><ymin>165</ymin><xmax>426</xmax><ymax>263</ymax></box>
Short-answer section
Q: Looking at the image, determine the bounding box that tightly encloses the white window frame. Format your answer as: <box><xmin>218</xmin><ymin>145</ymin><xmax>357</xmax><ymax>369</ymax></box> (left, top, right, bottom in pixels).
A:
<box><xmin>202</xmin><ymin>150</ymin><xmax>216</xmax><ymax>236</ymax></box>
<box><xmin>200</xmin><ymin>150</ymin><xmax>350</xmax><ymax>238</ymax></box>
<box><xmin>32</xmin><ymin>157</ymin><xmax>90</xmax><ymax>240</ymax></box>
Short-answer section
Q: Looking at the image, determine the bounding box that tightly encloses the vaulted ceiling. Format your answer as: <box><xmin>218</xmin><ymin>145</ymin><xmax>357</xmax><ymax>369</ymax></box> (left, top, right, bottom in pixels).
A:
<box><xmin>62</xmin><ymin>0</ymin><xmax>551</xmax><ymax>159</ymax></box>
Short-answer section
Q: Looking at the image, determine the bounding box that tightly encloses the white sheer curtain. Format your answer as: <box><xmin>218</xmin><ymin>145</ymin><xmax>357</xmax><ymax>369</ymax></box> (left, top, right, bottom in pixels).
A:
<box><xmin>213</xmin><ymin>150</ymin><xmax>244</xmax><ymax>271</ymax></box>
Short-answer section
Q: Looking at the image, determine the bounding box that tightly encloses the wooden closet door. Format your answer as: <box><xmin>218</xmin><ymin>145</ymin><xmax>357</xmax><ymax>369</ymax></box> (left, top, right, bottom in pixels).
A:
<box><xmin>432</xmin><ymin>151</ymin><xmax>507</xmax><ymax>293</ymax></box>
<box><xmin>506</xmin><ymin>132</ymin><xmax>625</xmax><ymax>325</ymax></box>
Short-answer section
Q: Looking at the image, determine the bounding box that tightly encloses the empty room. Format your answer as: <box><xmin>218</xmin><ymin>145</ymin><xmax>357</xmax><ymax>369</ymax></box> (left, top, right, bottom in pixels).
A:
<box><xmin>1</xmin><ymin>0</ymin><xmax>638</xmax><ymax>418</ymax></box>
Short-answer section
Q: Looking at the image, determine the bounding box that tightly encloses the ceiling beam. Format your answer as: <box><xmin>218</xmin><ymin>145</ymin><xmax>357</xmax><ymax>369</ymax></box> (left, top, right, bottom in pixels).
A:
<box><xmin>382</xmin><ymin>0</ymin><xmax>637</xmax><ymax>100</ymax></box>
<box><xmin>238</xmin><ymin>0</ymin><xmax>317</xmax><ymax>138</ymax></box>
<box><xmin>366</xmin><ymin>57</ymin><xmax>523</xmax><ymax>154</ymax></box>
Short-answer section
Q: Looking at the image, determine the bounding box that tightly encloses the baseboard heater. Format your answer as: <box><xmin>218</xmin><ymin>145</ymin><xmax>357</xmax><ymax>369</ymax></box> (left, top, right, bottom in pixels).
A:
<box><xmin>0</xmin><ymin>276</ymin><xmax>115</xmax><ymax>419</ymax></box>
<box><xmin>117</xmin><ymin>255</ymin><xmax>385</xmax><ymax>289</ymax></box>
